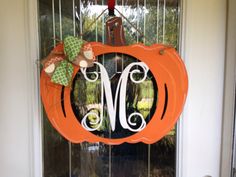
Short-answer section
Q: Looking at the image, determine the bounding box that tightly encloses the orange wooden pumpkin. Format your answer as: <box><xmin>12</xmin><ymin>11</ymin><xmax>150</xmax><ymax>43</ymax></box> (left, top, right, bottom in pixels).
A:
<box><xmin>40</xmin><ymin>42</ymin><xmax>188</xmax><ymax>145</ymax></box>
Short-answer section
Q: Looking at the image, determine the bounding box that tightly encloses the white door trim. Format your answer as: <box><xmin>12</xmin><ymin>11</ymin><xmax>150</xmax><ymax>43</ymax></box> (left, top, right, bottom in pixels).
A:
<box><xmin>178</xmin><ymin>0</ymin><xmax>226</xmax><ymax>176</ymax></box>
<box><xmin>25</xmin><ymin>0</ymin><xmax>43</xmax><ymax>177</ymax></box>
<box><xmin>176</xmin><ymin>0</ymin><xmax>187</xmax><ymax>176</ymax></box>
<box><xmin>220</xmin><ymin>0</ymin><xmax>236</xmax><ymax>176</ymax></box>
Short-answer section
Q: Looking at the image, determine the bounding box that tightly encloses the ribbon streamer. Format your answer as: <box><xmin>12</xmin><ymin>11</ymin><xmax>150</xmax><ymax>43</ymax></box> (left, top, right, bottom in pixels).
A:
<box><xmin>108</xmin><ymin>0</ymin><xmax>115</xmax><ymax>16</ymax></box>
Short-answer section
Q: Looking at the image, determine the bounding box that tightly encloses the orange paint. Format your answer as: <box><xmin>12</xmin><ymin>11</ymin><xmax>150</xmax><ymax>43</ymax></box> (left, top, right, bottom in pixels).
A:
<box><xmin>40</xmin><ymin>42</ymin><xmax>188</xmax><ymax>145</ymax></box>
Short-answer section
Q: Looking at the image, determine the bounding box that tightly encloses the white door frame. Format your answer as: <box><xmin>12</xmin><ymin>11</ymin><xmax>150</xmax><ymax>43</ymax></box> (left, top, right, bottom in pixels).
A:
<box><xmin>220</xmin><ymin>0</ymin><xmax>236</xmax><ymax>176</ymax></box>
<box><xmin>177</xmin><ymin>0</ymin><xmax>227</xmax><ymax>176</ymax></box>
<box><xmin>25</xmin><ymin>0</ymin><xmax>228</xmax><ymax>177</ymax></box>
<box><xmin>26</xmin><ymin>1</ymin><xmax>43</xmax><ymax>177</ymax></box>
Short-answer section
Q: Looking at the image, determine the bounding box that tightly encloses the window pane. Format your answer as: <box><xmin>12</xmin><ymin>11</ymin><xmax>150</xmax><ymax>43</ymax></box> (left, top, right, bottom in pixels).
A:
<box><xmin>39</xmin><ymin>0</ymin><xmax>180</xmax><ymax>177</ymax></box>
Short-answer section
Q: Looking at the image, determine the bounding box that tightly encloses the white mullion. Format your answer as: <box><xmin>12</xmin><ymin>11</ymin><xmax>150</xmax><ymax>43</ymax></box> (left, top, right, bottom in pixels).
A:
<box><xmin>136</xmin><ymin>0</ymin><xmax>140</xmax><ymax>43</ymax></box>
<box><xmin>68</xmin><ymin>1</ymin><xmax>73</xmax><ymax>177</ymax></box>
<box><xmin>101</xmin><ymin>0</ymin><xmax>105</xmax><ymax>64</ymax></box>
<box><xmin>80</xmin><ymin>0</ymin><xmax>83</xmax><ymax>39</ymax></box>
<box><xmin>59</xmin><ymin>0</ymin><xmax>62</xmax><ymax>40</ymax></box>
<box><xmin>73</xmin><ymin>0</ymin><xmax>76</xmax><ymax>36</ymax></box>
<box><xmin>79</xmin><ymin>1</ymin><xmax>83</xmax><ymax>177</ymax></box>
<box><xmin>69</xmin><ymin>142</ymin><xmax>72</xmax><ymax>177</ymax></box>
<box><xmin>100</xmin><ymin>1</ymin><xmax>110</xmax><ymax>177</ymax></box>
<box><xmin>115</xmin><ymin>0</ymin><xmax>119</xmax><ymax>74</ymax></box>
<box><xmin>121</xmin><ymin>0</ymin><xmax>124</xmax><ymax>71</ymax></box>
<box><xmin>52</xmin><ymin>0</ymin><xmax>56</xmax><ymax>46</ymax></box>
<box><xmin>95</xmin><ymin>0</ymin><xmax>99</xmax><ymax>72</ymax></box>
<box><xmin>147</xmin><ymin>80</ymin><xmax>151</xmax><ymax>177</ymax></box>
<box><xmin>95</xmin><ymin>0</ymin><xmax>98</xmax><ymax>42</ymax></box>
<box><xmin>68</xmin><ymin>0</ymin><xmax>76</xmax><ymax>177</ymax></box>
<box><xmin>143</xmin><ymin>0</ymin><xmax>151</xmax><ymax>176</ymax></box>
<box><xmin>162</xmin><ymin>0</ymin><xmax>166</xmax><ymax>44</ymax></box>
<box><xmin>136</xmin><ymin>0</ymin><xmax>140</xmax><ymax>70</ymax></box>
<box><xmin>70</xmin><ymin>1</ymin><xmax>76</xmax><ymax>174</ymax></box>
<box><xmin>156</xmin><ymin>0</ymin><xmax>160</xmax><ymax>43</ymax></box>
<box><xmin>143</xmin><ymin>0</ymin><xmax>146</xmax><ymax>44</ymax></box>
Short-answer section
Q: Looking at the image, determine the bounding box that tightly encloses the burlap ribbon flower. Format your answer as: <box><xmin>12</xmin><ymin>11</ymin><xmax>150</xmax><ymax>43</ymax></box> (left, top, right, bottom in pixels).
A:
<box><xmin>42</xmin><ymin>36</ymin><xmax>95</xmax><ymax>86</ymax></box>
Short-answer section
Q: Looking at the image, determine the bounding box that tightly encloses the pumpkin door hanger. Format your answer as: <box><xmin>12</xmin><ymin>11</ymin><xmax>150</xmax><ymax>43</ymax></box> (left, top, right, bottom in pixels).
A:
<box><xmin>40</xmin><ymin>42</ymin><xmax>188</xmax><ymax>145</ymax></box>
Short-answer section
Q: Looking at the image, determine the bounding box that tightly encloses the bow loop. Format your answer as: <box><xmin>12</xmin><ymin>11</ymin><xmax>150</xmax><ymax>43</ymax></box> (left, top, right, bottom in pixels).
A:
<box><xmin>64</xmin><ymin>36</ymin><xmax>83</xmax><ymax>62</ymax></box>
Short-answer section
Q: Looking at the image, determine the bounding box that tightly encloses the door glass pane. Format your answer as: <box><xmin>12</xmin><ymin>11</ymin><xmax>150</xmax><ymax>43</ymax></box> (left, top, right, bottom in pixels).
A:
<box><xmin>39</xmin><ymin>0</ymin><xmax>180</xmax><ymax>177</ymax></box>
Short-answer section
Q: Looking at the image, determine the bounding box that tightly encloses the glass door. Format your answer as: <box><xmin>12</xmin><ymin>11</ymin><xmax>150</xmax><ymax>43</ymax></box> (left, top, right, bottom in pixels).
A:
<box><xmin>38</xmin><ymin>0</ymin><xmax>180</xmax><ymax>176</ymax></box>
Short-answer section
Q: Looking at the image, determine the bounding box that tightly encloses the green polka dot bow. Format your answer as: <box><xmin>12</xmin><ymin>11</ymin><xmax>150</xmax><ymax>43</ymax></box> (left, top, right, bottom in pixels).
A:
<box><xmin>44</xmin><ymin>36</ymin><xmax>84</xmax><ymax>86</ymax></box>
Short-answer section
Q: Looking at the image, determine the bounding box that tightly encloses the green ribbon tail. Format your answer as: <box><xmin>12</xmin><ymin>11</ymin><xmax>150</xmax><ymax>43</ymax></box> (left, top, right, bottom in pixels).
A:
<box><xmin>51</xmin><ymin>60</ymin><xmax>74</xmax><ymax>86</ymax></box>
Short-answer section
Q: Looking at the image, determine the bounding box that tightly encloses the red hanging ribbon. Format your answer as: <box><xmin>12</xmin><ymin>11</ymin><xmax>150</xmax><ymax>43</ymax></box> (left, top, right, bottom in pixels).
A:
<box><xmin>108</xmin><ymin>0</ymin><xmax>115</xmax><ymax>15</ymax></box>
<box><xmin>108</xmin><ymin>0</ymin><xmax>115</xmax><ymax>10</ymax></box>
